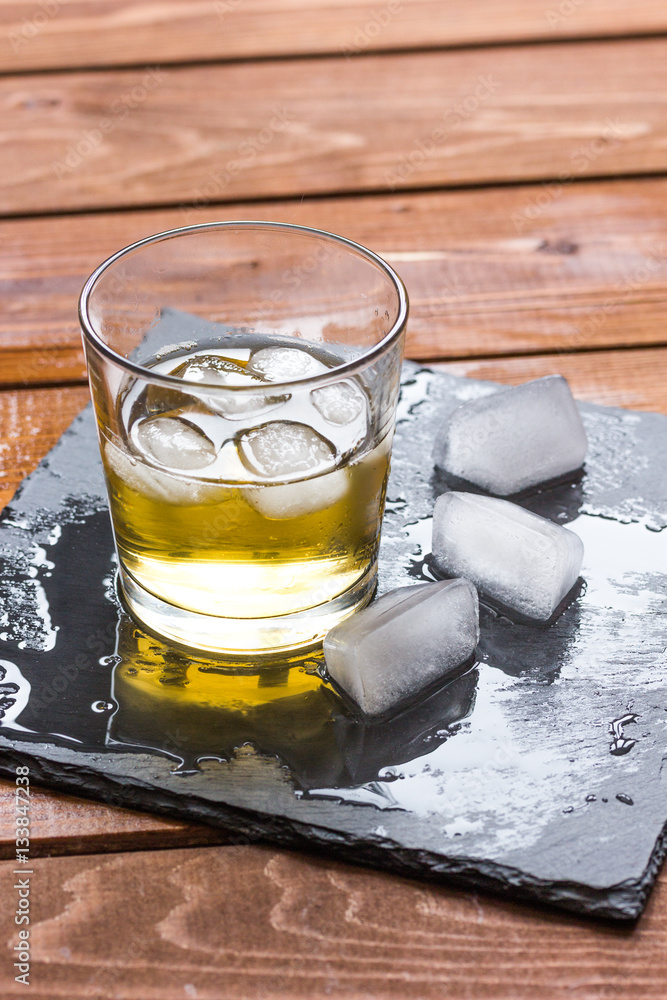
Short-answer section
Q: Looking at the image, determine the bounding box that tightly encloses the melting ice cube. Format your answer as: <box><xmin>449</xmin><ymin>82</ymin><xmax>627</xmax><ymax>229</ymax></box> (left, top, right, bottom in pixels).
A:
<box><xmin>243</xmin><ymin>468</ymin><xmax>350</xmax><ymax>519</ymax></box>
<box><xmin>432</xmin><ymin>491</ymin><xmax>584</xmax><ymax>621</ymax></box>
<box><xmin>169</xmin><ymin>353</ymin><xmax>262</xmax><ymax>386</ymax></box>
<box><xmin>247</xmin><ymin>346</ymin><xmax>328</xmax><ymax>382</ymax></box>
<box><xmin>433</xmin><ymin>376</ymin><xmax>588</xmax><ymax>495</ymax></box>
<box><xmin>311</xmin><ymin>380</ymin><xmax>366</xmax><ymax>425</ymax></box>
<box><xmin>324</xmin><ymin>579</ymin><xmax>479</xmax><ymax>717</ymax></box>
<box><xmin>238</xmin><ymin>419</ymin><xmax>348</xmax><ymax>516</ymax></box>
<box><xmin>167</xmin><ymin>352</ymin><xmax>287</xmax><ymax>419</ymax></box>
<box><xmin>104</xmin><ymin>440</ymin><xmax>219</xmax><ymax>506</ymax></box>
<box><xmin>237</xmin><ymin>421</ymin><xmax>336</xmax><ymax>479</ymax></box>
<box><xmin>135</xmin><ymin>415</ymin><xmax>217</xmax><ymax>470</ymax></box>
<box><xmin>211</xmin><ymin>391</ymin><xmax>288</xmax><ymax>420</ymax></box>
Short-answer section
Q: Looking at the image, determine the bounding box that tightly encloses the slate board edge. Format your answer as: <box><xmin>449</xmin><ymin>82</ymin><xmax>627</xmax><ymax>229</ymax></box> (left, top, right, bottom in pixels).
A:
<box><xmin>0</xmin><ymin>736</ymin><xmax>650</xmax><ymax>922</ymax></box>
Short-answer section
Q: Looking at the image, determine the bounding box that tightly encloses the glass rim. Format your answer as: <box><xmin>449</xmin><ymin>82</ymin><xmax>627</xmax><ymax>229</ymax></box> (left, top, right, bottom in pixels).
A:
<box><xmin>78</xmin><ymin>220</ymin><xmax>409</xmax><ymax>392</ymax></box>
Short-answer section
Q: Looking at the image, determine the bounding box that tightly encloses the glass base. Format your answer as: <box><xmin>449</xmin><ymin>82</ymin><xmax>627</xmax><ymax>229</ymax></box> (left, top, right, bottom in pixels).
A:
<box><xmin>117</xmin><ymin>564</ymin><xmax>377</xmax><ymax>656</ymax></box>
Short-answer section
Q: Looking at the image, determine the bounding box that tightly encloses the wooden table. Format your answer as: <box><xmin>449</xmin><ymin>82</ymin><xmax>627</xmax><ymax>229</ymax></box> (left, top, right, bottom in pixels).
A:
<box><xmin>2</xmin><ymin>2</ymin><xmax>667</xmax><ymax>996</ymax></box>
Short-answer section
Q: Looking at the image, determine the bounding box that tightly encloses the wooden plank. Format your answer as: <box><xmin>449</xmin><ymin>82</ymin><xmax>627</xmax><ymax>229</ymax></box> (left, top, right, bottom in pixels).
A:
<box><xmin>3</xmin><ymin>0</ymin><xmax>667</xmax><ymax>72</ymax></box>
<box><xmin>1</xmin><ymin>842</ymin><xmax>666</xmax><ymax>999</ymax></box>
<box><xmin>0</xmin><ymin>384</ymin><xmax>89</xmax><ymax>510</ymax></box>
<box><xmin>435</xmin><ymin>347</ymin><xmax>667</xmax><ymax>413</ymax></box>
<box><xmin>0</xmin><ymin>779</ymin><xmax>225</xmax><ymax>858</ymax></box>
<box><xmin>3</xmin><ymin>177</ymin><xmax>667</xmax><ymax>386</ymax></box>
<box><xmin>3</xmin><ymin>38</ymin><xmax>667</xmax><ymax>215</ymax></box>
<box><xmin>0</xmin><ymin>347</ymin><xmax>87</xmax><ymax>387</ymax></box>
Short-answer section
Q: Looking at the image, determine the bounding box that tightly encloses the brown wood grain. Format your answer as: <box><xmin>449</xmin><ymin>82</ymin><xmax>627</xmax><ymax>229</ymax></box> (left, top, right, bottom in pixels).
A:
<box><xmin>434</xmin><ymin>346</ymin><xmax>667</xmax><ymax>413</ymax></box>
<box><xmin>1</xmin><ymin>843</ymin><xmax>666</xmax><ymax>999</ymax></box>
<box><xmin>2</xmin><ymin>38</ymin><xmax>667</xmax><ymax>215</ymax></box>
<box><xmin>0</xmin><ymin>384</ymin><xmax>89</xmax><ymax>509</ymax></box>
<box><xmin>3</xmin><ymin>0</ymin><xmax>667</xmax><ymax>72</ymax></box>
<box><xmin>3</xmin><ymin>177</ymin><xmax>667</xmax><ymax>386</ymax></box>
<box><xmin>0</xmin><ymin>779</ymin><xmax>225</xmax><ymax>858</ymax></box>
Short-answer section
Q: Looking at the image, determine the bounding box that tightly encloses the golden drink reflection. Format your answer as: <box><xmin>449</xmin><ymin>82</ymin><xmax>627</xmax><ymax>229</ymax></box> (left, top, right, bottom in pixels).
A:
<box><xmin>108</xmin><ymin>618</ymin><xmax>479</xmax><ymax>790</ymax></box>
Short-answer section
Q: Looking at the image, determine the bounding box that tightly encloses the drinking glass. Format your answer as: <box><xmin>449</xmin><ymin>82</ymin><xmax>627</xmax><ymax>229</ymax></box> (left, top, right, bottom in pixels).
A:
<box><xmin>79</xmin><ymin>221</ymin><xmax>408</xmax><ymax>654</ymax></box>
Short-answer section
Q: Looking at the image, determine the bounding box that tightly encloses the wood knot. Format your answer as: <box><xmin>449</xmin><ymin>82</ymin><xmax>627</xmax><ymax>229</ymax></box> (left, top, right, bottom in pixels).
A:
<box><xmin>537</xmin><ymin>239</ymin><xmax>579</xmax><ymax>255</ymax></box>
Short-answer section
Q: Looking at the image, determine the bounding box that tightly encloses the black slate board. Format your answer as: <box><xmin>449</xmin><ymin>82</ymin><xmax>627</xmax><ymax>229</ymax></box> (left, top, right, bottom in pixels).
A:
<box><xmin>1</xmin><ymin>362</ymin><xmax>667</xmax><ymax>921</ymax></box>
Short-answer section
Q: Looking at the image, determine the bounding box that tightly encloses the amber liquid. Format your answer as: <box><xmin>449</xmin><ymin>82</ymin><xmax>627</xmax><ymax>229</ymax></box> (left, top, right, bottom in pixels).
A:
<box><xmin>104</xmin><ymin>439</ymin><xmax>390</xmax><ymax>619</ymax></box>
<box><xmin>101</xmin><ymin>338</ymin><xmax>391</xmax><ymax>646</ymax></box>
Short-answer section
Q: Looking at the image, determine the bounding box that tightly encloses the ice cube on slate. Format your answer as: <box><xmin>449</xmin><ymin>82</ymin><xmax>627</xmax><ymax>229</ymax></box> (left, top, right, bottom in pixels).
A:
<box><xmin>433</xmin><ymin>376</ymin><xmax>588</xmax><ymax>495</ymax></box>
<box><xmin>432</xmin><ymin>492</ymin><xmax>584</xmax><ymax>621</ymax></box>
<box><xmin>247</xmin><ymin>346</ymin><xmax>328</xmax><ymax>382</ymax></box>
<box><xmin>324</xmin><ymin>579</ymin><xmax>479</xmax><ymax>717</ymax></box>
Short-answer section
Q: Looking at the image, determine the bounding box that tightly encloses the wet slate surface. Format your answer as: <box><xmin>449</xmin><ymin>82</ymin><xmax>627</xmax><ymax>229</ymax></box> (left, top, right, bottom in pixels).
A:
<box><xmin>1</xmin><ymin>363</ymin><xmax>667</xmax><ymax>921</ymax></box>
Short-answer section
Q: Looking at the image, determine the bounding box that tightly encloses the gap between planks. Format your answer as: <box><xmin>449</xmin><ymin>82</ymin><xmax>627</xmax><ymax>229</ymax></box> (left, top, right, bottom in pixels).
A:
<box><xmin>2</xmin><ymin>178</ymin><xmax>667</xmax><ymax>386</ymax></box>
<box><xmin>2</xmin><ymin>38</ymin><xmax>667</xmax><ymax>214</ymax></box>
<box><xmin>0</xmin><ymin>843</ymin><xmax>664</xmax><ymax>1000</ymax></box>
<box><xmin>2</xmin><ymin>0</ymin><xmax>667</xmax><ymax>73</ymax></box>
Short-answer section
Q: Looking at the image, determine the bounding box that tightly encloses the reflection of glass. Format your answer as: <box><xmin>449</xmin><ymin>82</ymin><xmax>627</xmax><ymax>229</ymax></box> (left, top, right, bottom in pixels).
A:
<box><xmin>79</xmin><ymin>222</ymin><xmax>408</xmax><ymax>655</ymax></box>
<box><xmin>108</xmin><ymin>618</ymin><xmax>479</xmax><ymax>792</ymax></box>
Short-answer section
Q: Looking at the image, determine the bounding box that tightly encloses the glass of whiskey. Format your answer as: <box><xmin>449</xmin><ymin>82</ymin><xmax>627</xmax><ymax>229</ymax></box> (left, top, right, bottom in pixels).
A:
<box><xmin>79</xmin><ymin>222</ymin><xmax>408</xmax><ymax>655</ymax></box>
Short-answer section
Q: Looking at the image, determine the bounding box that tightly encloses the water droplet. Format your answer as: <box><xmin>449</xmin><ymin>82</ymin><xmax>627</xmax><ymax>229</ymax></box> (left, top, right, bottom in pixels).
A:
<box><xmin>379</xmin><ymin>767</ymin><xmax>400</xmax><ymax>782</ymax></box>
<box><xmin>586</xmin><ymin>794</ymin><xmax>596</xmax><ymax>802</ymax></box>
<box><xmin>616</xmin><ymin>793</ymin><xmax>634</xmax><ymax>806</ymax></box>
<box><xmin>609</xmin><ymin>712</ymin><xmax>638</xmax><ymax>755</ymax></box>
<box><xmin>563</xmin><ymin>806</ymin><xmax>574</xmax><ymax>814</ymax></box>
<box><xmin>301</xmin><ymin>659</ymin><xmax>323</xmax><ymax>676</ymax></box>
